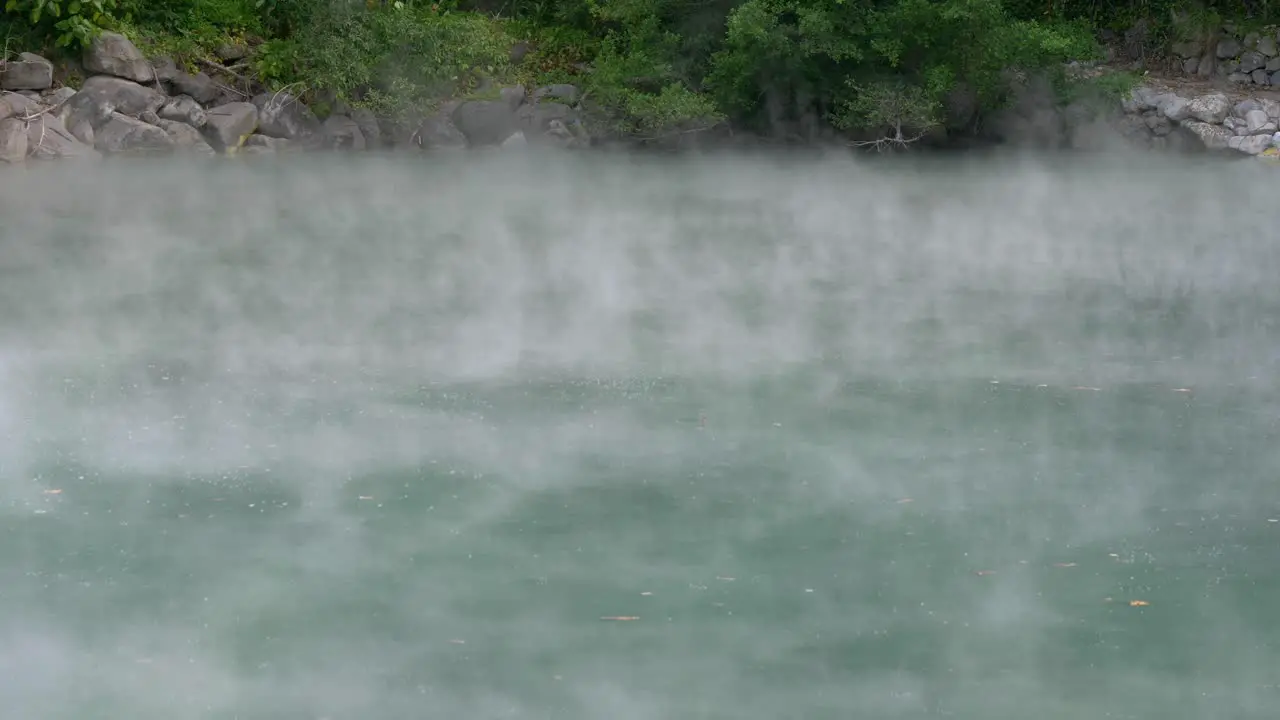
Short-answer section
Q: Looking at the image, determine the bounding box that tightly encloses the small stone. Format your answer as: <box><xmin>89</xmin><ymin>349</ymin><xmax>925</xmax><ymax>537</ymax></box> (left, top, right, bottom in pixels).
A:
<box><xmin>1183</xmin><ymin>57</ymin><xmax>1199</xmax><ymax>74</ymax></box>
<box><xmin>1172</xmin><ymin>40</ymin><xmax>1203</xmax><ymax>58</ymax></box>
<box><xmin>1245</xmin><ymin>31</ymin><xmax>1261</xmax><ymax>49</ymax></box>
<box><xmin>1197</xmin><ymin>54</ymin><xmax>1215</xmax><ymax>76</ymax></box>
<box><xmin>1241</xmin><ymin>51</ymin><xmax>1266</xmax><ymax>73</ymax></box>
<box><xmin>1228</xmin><ymin>134</ymin><xmax>1244</xmax><ymax>150</ymax></box>
<box><xmin>1228</xmin><ymin>72</ymin><xmax>1253</xmax><ymax>84</ymax></box>
<box><xmin>1254</xmin><ymin>69</ymin><xmax>1270</xmax><ymax>85</ymax></box>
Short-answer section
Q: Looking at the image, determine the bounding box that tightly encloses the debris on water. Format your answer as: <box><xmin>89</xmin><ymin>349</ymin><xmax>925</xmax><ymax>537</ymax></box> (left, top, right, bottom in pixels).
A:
<box><xmin>804</xmin><ymin>588</ymin><xmax>814</xmax><ymax>593</ymax></box>
<box><xmin>1172</xmin><ymin>388</ymin><xmax>1192</xmax><ymax>393</ymax></box>
<box><xmin>1054</xmin><ymin>562</ymin><xmax>1078</xmax><ymax>568</ymax></box>
<box><xmin>600</xmin><ymin>616</ymin><xmax>640</xmax><ymax>621</ymax></box>
<box><xmin>358</xmin><ymin>496</ymin><xmax>373</xmax><ymax>500</ymax></box>
<box><xmin>43</xmin><ymin>489</ymin><xmax>62</xmax><ymax>495</ymax></box>
<box><xmin>1267</xmin><ymin>519</ymin><xmax>1277</xmax><ymax>523</ymax></box>
<box><xmin>1128</xmin><ymin>600</ymin><xmax>1150</xmax><ymax>607</ymax></box>
<box><xmin>715</xmin><ymin>576</ymin><xmax>735</xmax><ymax>582</ymax></box>
<box><xmin>640</xmin><ymin>591</ymin><xmax>653</xmax><ymax>596</ymax></box>
<box><xmin>1072</xmin><ymin>386</ymin><xmax>1102</xmax><ymax>391</ymax></box>
<box><xmin>896</xmin><ymin>498</ymin><xmax>913</xmax><ymax>504</ymax></box>
<box><xmin>448</xmin><ymin>639</ymin><xmax>466</xmax><ymax>644</ymax></box>
<box><xmin>773</xmin><ymin>422</ymin><xmax>782</xmax><ymax>427</ymax></box>
<box><xmin>974</xmin><ymin>570</ymin><xmax>996</xmax><ymax>576</ymax></box>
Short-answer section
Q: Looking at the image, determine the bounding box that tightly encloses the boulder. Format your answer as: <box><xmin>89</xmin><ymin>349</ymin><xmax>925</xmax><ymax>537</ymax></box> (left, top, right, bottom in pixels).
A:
<box><xmin>149</xmin><ymin>56</ymin><xmax>181</xmax><ymax>83</ymax></box>
<box><xmin>1260</xmin><ymin>35</ymin><xmax>1278</xmax><ymax>57</ymax></box>
<box><xmin>1180</xmin><ymin>119</ymin><xmax>1232</xmax><ymax>150</ymax></box>
<box><xmin>244</xmin><ymin>133</ymin><xmax>292</xmax><ymax>152</ymax></box>
<box><xmin>1237</xmin><ymin>133</ymin><xmax>1272</xmax><ymax>154</ymax></box>
<box><xmin>43</xmin><ymin>86</ymin><xmax>77</xmax><ymax>107</ymax></box>
<box><xmin>1240</xmin><ymin>51</ymin><xmax>1266</xmax><ymax>74</ymax></box>
<box><xmin>0</xmin><ymin>117</ymin><xmax>27</xmax><ymax>163</ymax></box>
<box><xmin>171</xmin><ymin>72</ymin><xmax>221</xmax><ymax>105</ymax></box>
<box><xmin>0</xmin><ymin>92</ymin><xmax>38</xmax><ymax>122</ymax></box>
<box><xmin>23</xmin><ymin>113</ymin><xmax>98</xmax><ymax>160</ymax></box>
<box><xmin>1216</xmin><ymin>38</ymin><xmax>1241</xmax><ymax>59</ymax></box>
<box><xmin>83</xmin><ymin>31</ymin><xmax>152</xmax><ymax>83</ymax></box>
<box><xmin>500</xmin><ymin>85</ymin><xmax>526</xmax><ymax>111</ymax></box>
<box><xmin>1253</xmin><ymin>70</ymin><xmax>1270</xmax><ymax>85</ymax></box>
<box><xmin>349</xmin><ymin>107</ymin><xmax>381</xmax><ymax>148</ymax></box>
<box><xmin>202</xmin><ymin>102</ymin><xmax>259</xmax><ymax>152</ymax></box>
<box><xmin>155</xmin><ymin>119</ymin><xmax>215</xmax><ymax>154</ymax></box>
<box><xmin>451</xmin><ymin>100</ymin><xmax>517</xmax><ymax>147</ymax></box>
<box><xmin>412</xmin><ymin>103</ymin><xmax>467</xmax><ymax>149</ymax></box>
<box><xmin>0</xmin><ymin>52</ymin><xmax>54</xmax><ymax>91</ymax></box>
<box><xmin>251</xmin><ymin>92</ymin><xmax>320</xmax><ymax>140</ymax></box>
<box><xmin>159</xmin><ymin>95</ymin><xmax>207</xmax><ymax>128</ymax></box>
<box><xmin>533</xmin><ymin>84</ymin><xmax>579</xmax><ymax>105</ymax></box>
<box><xmin>93</xmin><ymin>112</ymin><xmax>174</xmax><ymax>154</ymax></box>
<box><xmin>1157</xmin><ymin>94</ymin><xmax>1191</xmax><ymax>122</ymax></box>
<box><xmin>1186</xmin><ymin>93</ymin><xmax>1230</xmax><ymax>123</ymax></box>
<box><xmin>69</xmin><ymin>75</ymin><xmax>166</xmax><ymax>117</ymax></box>
<box><xmin>322</xmin><ymin>114</ymin><xmax>365</xmax><ymax>150</ymax></box>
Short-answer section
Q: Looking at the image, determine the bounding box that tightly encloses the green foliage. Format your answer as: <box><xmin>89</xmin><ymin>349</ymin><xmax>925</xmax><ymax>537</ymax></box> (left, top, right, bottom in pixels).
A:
<box><xmin>3</xmin><ymin>0</ymin><xmax>114</xmax><ymax>49</ymax></box>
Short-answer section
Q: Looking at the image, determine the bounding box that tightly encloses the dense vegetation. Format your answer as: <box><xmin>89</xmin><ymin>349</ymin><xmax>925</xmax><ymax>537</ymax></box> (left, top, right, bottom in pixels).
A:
<box><xmin>4</xmin><ymin>0</ymin><xmax>1280</xmax><ymax>142</ymax></box>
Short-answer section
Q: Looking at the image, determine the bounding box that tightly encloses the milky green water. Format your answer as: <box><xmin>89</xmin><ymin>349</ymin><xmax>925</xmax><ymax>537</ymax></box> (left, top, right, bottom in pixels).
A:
<box><xmin>1</xmin><ymin>151</ymin><xmax>1278</xmax><ymax>719</ymax></box>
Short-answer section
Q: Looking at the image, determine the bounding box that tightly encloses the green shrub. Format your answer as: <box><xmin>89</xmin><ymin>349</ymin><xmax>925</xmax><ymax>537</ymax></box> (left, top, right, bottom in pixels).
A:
<box><xmin>3</xmin><ymin>0</ymin><xmax>115</xmax><ymax>50</ymax></box>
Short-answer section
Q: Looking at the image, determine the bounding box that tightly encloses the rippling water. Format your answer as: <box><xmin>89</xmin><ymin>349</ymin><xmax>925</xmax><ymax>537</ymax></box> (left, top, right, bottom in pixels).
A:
<box><xmin>2</xmin><ymin>150</ymin><xmax>1279</xmax><ymax>719</ymax></box>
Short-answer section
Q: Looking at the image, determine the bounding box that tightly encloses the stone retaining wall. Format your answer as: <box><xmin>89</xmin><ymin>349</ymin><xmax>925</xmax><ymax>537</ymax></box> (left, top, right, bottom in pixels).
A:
<box><xmin>1170</xmin><ymin>24</ymin><xmax>1280</xmax><ymax>87</ymax></box>
<box><xmin>1120</xmin><ymin>85</ymin><xmax>1280</xmax><ymax>158</ymax></box>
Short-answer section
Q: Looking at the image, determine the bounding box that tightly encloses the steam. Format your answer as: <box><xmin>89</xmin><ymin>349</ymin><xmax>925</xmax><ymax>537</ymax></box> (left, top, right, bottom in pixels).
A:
<box><xmin>1</xmin><ymin>148</ymin><xmax>1278</xmax><ymax>718</ymax></box>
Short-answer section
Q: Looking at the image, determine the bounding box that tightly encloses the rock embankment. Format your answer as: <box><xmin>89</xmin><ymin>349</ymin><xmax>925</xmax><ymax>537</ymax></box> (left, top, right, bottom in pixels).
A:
<box><xmin>1118</xmin><ymin>85</ymin><xmax>1280</xmax><ymax>158</ymax></box>
<box><xmin>0</xmin><ymin>31</ymin><xmax>589</xmax><ymax>164</ymax></box>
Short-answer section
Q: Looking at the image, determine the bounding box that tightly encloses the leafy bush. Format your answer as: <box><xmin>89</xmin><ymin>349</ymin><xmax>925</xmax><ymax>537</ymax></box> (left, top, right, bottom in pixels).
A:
<box><xmin>3</xmin><ymin>0</ymin><xmax>115</xmax><ymax>49</ymax></box>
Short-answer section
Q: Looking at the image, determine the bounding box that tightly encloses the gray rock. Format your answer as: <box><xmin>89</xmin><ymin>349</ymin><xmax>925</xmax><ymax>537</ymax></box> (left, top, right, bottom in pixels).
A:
<box><xmin>1172</xmin><ymin>40</ymin><xmax>1203</xmax><ymax>59</ymax></box>
<box><xmin>1182</xmin><ymin>57</ymin><xmax>1200</xmax><ymax>74</ymax></box>
<box><xmin>159</xmin><ymin>95</ymin><xmax>206</xmax><ymax>128</ymax></box>
<box><xmin>414</xmin><ymin>104</ymin><xmax>467</xmax><ymax>149</ymax></box>
<box><xmin>1158</xmin><ymin>94</ymin><xmax>1191</xmax><ymax>122</ymax></box>
<box><xmin>1244</xmin><ymin>31</ymin><xmax>1261</xmax><ymax>49</ymax></box>
<box><xmin>155</xmin><ymin>119</ymin><xmax>215</xmax><ymax>154</ymax></box>
<box><xmin>1217</xmin><ymin>38</ymin><xmax>1242</xmax><ymax>58</ymax></box>
<box><xmin>1268</xmin><ymin>56</ymin><xmax>1280</xmax><ymax>72</ymax></box>
<box><xmin>509</xmin><ymin>41</ymin><xmax>530</xmax><ymax>65</ymax></box>
<box><xmin>1228</xmin><ymin>134</ymin><xmax>1243</xmax><ymax>150</ymax></box>
<box><xmin>533</xmin><ymin>84</ymin><xmax>579</xmax><ymax>105</ymax></box>
<box><xmin>1228</xmin><ymin>71</ymin><xmax>1252</xmax><ymax>84</ymax></box>
<box><xmin>202</xmin><ymin>102</ymin><xmax>258</xmax><ymax>152</ymax></box>
<box><xmin>0</xmin><ymin>117</ymin><xmax>26</xmax><ymax>163</ymax></box>
<box><xmin>322</xmin><ymin>114</ymin><xmax>365</xmax><ymax>150</ymax></box>
<box><xmin>252</xmin><ymin>92</ymin><xmax>320</xmax><ymax>140</ymax></box>
<box><xmin>1</xmin><ymin>52</ymin><xmax>54</xmax><ymax>90</ymax></box>
<box><xmin>1234</xmin><ymin>98</ymin><xmax>1262</xmax><ymax>116</ymax></box>
<box><xmin>1260</xmin><ymin>35</ymin><xmax>1278</xmax><ymax>57</ymax></box>
<box><xmin>93</xmin><ymin>112</ymin><xmax>174</xmax><ymax>154</ymax></box>
<box><xmin>1245</xmin><ymin>109</ymin><xmax>1272</xmax><ymax>133</ymax></box>
<box><xmin>1196</xmin><ymin>54</ymin><xmax>1215</xmax><ymax>76</ymax></box>
<box><xmin>83</xmin><ymin>31</ymin><xmax>152</xmax><ymax>83</ymax></box>
<box><xmin>59</xmin><ymin>76</ymin><xmax>166</xmax><ymax>140</ymax></box>
<box><xmin>1240</xmin><ymin>51</ymin><xmax>1266</xmax><ymax>73</ymax></box>
<box><xmin>349</xmin><ymin>107</ymin><xmax>380</xmax><ymax>148</ymax></box>
<box><xmin>1274</xmin><ymin>130</ymin><xmax>1280</xmax><ymax>147</ymax></box>
<box><xmin>171</xmin><ymin>72</ymin><xmax>221</xmax><ymax>105</ymax></box>
<box><xmin>72</xmin><ymin>75</ymin><xmax>166</xmax><ymax>116</ymax></box>
<box><xmin>500</xmin><ymin>85</ymin><xmax>526</xmax><ymax>111</ymax></box>
<box><xmin>149</xmin><ymin>56</ymin><xmax>180</xmax><ymax>83</ymax></box>
<box><xmin>1144</xmin><ymin>113</ymin><xmax>1172</xmax><ymax>135</ymax></box>
<box><xmin>1273</xmin><ymin>70</ymin><xmax>1280</xmax><ymax>86</ymax></box>
<box><xmin>215</xmin><ymin>43</ymin><xmax>248</xmax><ymax>61</ymax></box>
<box><xmin>1237</xmin><ymin>133</ymin><xmax>1272</xmax><ymax>154</ymax></box>
<box><xmin>1223</xmin><ymin>59</ymin><xmax>1241</xmax><ymax>74</ymax></box>
<box><xmin>1187</xmin><ymin>93</ymin><xmax>1231</xmax><ymax>123</ymax></box>
<box><xmin>1262</xmin><ymin>99</ymin><xmax>1280</xmax><ymax>120</ymax></box>
<box><xmin>1181</xmin><ymin>119</ymin><xmax>1233</xmax><ymax>150</ymax></box>
<box><xmin>0</xmin><ymin>91</ymin><xmax>38</xmax><ymax>122</ymax></box>
<box><xmin>1253</xmin><ymin>69</ymin><xmax>1270</xmax><ymax>85</ymax></box>
<box><xmin>43</xmin><ymin>86</ymin><xmax>77</xmax><ymax>107</ymax></box>
<box><xmin>501</xmin><ymin>130</ymin><xmax>527</xmax><ymax>149</ymax></box>
<box><xmin>451</xmin><ymin>100</ymin><xmax>517</xmax><ymax>147</ymax></box>
<box><xmin>139</xmin><ymin>109</ymin><xmax>161</xmax><ymax>125</ymax></box>
<box><xmin>244</xmin><ymin>133</ymin><xmax>292</xmax><ymax>152</ymax></box>
<box><xmin>23</xmin><ymin>113</ymin><xmax>98</xmax><ymax>160</ymax></box>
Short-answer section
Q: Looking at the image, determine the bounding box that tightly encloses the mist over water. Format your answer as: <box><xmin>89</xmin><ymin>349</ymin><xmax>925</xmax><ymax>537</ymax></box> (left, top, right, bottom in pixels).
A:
<box><xmin>2</xmin><ymin>150</ymin><xmax>1279</xmax><ymax>719</ymax></box>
